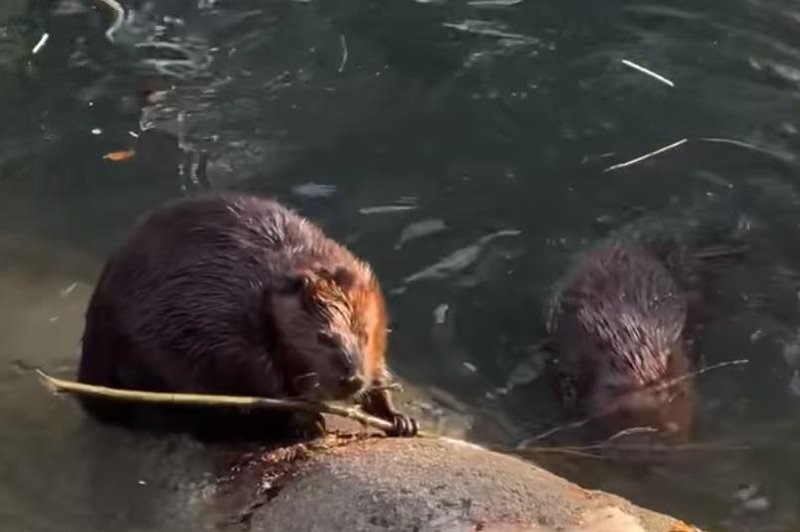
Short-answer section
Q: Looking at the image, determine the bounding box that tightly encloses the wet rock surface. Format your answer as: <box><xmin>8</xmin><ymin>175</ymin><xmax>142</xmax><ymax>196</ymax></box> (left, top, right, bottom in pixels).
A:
<box><xmin>213</xmin><ymin>418</ymin><xmax>702</xmax><ymax>532</ymax></box>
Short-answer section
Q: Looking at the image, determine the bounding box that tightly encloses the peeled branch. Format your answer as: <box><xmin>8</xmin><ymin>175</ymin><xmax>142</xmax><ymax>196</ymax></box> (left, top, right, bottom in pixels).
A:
<box><xmin>34</xmin><ymin>369</ymin><xmax>432</xmax><ymax>437</ymax></box>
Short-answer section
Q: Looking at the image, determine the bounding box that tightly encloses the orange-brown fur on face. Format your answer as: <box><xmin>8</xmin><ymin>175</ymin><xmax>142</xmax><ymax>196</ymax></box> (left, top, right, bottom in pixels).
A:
<box><xmin>268</xmin><ymin>262</ymin><xmax>414</xmax><ymax>435</ymax></box>
<box><xmin>268</xmin><ymin>263</ymin><xmax>389</xmax><ymax>402</ymax></box>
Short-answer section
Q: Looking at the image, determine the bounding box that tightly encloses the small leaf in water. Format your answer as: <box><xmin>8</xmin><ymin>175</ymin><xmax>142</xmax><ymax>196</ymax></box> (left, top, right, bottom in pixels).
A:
<box><xmin>742</xmin><ymin>496</ymin><xmax>770</xmax><ymax>513</ymax></box>
<box><xmin>402</xmin><ymin>229</ymin><xmax>520</xmax><ymax>284</ymax></box>
<box><xmin>103</xmin><ymin>149</ymin><xmax>135</xmax><ymax>161</ymax></box>
<box><xmin>789</xmin><ymin>370</ymin><xmax>800</xmax><ymax>398</ymax></box>
<box><xmin>433</xmin><ymin>303</ymin><xmax>449</xmax><ymax>325</ymax></box>
<box><xmin>782</xmin><ymin>339</ymin><xmax>800</xmax><ymax>367</ymax></box>
<box><xmin>60</xmin><ymin>282</ymin><xmax>79</xmax><ymax>298</ymax></box>
<box><xmin>291</xmin><ymin>182</ymin><xmax>336</xmax><ymax>198</ymax></box>
<box><xmin>506</xmin><ymin>353</ymin><xmax>545</xmax><ymax>389</ymax></box>
<box><xmin>735</xmin><ymin>483</ymin><xmax>759</xmax><ymax>502</ymax></box>
<box><xmin>395</xmin><ymin>218</ymin><xmax>446</xmax><ymax>249</ymax></box>
<box><xmin>359</xmin><ymin>205</ymin><xmax>416</xmax><ymax>215</ymax></box>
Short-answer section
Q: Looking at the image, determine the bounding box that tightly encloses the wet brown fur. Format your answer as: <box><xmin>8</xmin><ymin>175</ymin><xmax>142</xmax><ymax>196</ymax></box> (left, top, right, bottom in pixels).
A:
<box><xmin>548</xmin><ymin>243</ymin><xmax>696</xmax><ymax>446</ymax></box>
<box><xmin>76</xmin><ymin>193</ymin><xmax>414</xmax><ymax>442</ymax></box>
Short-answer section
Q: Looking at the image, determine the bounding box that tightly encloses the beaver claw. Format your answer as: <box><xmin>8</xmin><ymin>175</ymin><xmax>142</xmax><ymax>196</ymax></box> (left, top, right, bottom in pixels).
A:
<box><xmin>385</xmin><ymin>413</ymin><xmax>418</xmax><ymax>437</ymax></box>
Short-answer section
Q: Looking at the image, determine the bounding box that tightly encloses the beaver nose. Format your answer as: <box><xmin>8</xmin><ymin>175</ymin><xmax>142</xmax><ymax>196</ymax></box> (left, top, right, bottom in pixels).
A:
<box><xmin>340</xmin><ymin>374</ymin><xmax>365</xmax><ymax>395</ymax></box>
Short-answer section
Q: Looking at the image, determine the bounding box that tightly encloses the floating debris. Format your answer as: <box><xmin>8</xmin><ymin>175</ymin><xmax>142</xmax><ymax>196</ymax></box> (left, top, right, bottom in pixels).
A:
<box><xmin>696</xmin><ymin>137</ymin><xmax>794</xmax><ymax>162</ymax></box>
<box><xmin>467</xmin><ymin>0</ymin><xmax>524</xmax><ymax>7</ymax></box>
<box><xmin>735</xmin><ymin>483</ymin><xmax>759</xmax><ymax>501</ymax></box>
<box><xmin>103</xmin><ymin>149</ymin><xmax>136</xmax><ymax>162</ymax></box>
<box><xmin>735</xmin><ymin>483</ymin><xmax>771</xmax><ymax>513</ymax></box>
<box><xmin>91</xmin><ymin>128</ymin><xmax>102</xmax><ymax>135</ymax></box>
<box><xmin>789</xmin><ymin>370</ymin><xmax>800</xmax><ymax>398</ymax></box>
<box><xmin>136</xmin><ymin>41</ymin><xmax>208</xmax><ymax>79</ymax></box>
<box><xmin>395</xmin><ymin>218</ymin><xmax>446</xmax><ymax>249</ymax></box>
<box><xmin>742</xmin><ymin>496</ymin><xmax>770</xmax><ymax>513</ymax></box>
<box><xmin>433</xmin><ymin>303</ymin><xmax>450</xmax><ymax>325</ymax></box>
<box><xmin>621</xmin><ymin>59</ymin><xmax>675</xmax><ymax>87</ymax></box>
<box><xmin>402</xmin><ymin>229</ymin><xmax>520</xmax><ymax>284</ymax></box>
<box><xmin>60</xmin><ymin>282</ymin><xmax>78</xmax><ymax>298</ymax></box>
<box><xmin>292</xmin><ymin>182</ymin><xmax>337</xmax><ymax>198</ymax></box>
<box><xmin>31</xmin><ymin>33</ymin><xmax>49</xmax><ymax>55</ymax></box>
<box><xmin>359</xmin><ymin>205</ymin><xmax>417</xmax><ymax>215</ymax></box>
<box><xmin>442</xmin><ymin>20</ymin><xmax>538</xmax><ymax>44</ymax></box>
<box><xmin>462</xmin><ymin>362</ymin><xmax>478</xmax><ymax>374</ymax></box>
<box><xmin>604</xmin><ymin>138</ymin><xmax>687</xmax><ymax>172</ymax></box>
<box><xmin>96</xmin><ymin>0</ymin><xmax>125</xmax><ymax>42</ymax></box>
<box><xmin>337</xmin><ymin>34</ymin><xmax>348</xmax><ymax>74</ymax></box>
<box><xmin>505</xmin><ymin>352</ymin><xmax>545</xmax><ymax>390</ymax></box>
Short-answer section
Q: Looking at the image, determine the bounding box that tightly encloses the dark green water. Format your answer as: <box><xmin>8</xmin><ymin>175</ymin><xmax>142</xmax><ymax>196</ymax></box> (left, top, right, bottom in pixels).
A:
<box><xmin>2</xmin><ymin>0</ymin><xmax>800</xmax><ymax>530</ymax></box>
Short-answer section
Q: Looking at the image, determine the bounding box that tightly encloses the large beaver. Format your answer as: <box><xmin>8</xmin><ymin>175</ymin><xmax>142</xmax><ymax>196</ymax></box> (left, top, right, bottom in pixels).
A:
<box><xmin>77</xmin><ymin>193</ymin><xmax>417</xmax><ymax>441</ymax></box>
<box><xmin>547</xmin><ymin>242</ymin><xmax>706</xmax><ymax>451</ymax></box>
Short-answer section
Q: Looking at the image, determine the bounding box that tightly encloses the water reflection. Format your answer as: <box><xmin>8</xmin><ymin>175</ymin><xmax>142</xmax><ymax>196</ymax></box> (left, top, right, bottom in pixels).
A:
<box><xmin>2</xmin><ymin>0</ymin><xmax>800</xmax><ymax>530</ymax></box>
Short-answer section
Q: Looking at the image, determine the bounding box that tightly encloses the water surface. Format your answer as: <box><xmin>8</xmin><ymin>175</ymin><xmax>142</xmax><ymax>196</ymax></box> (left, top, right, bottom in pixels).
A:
<box><xmin>2</xmin><ymin>0</ymin><xmax>800</xmax><ymax>530</ymax></box>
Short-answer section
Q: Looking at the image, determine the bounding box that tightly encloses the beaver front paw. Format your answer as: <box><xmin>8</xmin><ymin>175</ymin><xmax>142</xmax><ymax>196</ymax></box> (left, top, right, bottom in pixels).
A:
<box><xmin>290</xmin><ymin>412</ymin><xmax>326</xmax><ymax>440</ymax></box>
<box><xmin>385</xmin><ymin>413</ymin><xmax>418</xmax><ymax>437</ymax></box>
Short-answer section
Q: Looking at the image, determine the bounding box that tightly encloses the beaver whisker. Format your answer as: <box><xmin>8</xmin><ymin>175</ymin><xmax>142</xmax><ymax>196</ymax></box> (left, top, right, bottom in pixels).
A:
<box><xmin>604</xmin><ymin>426</ymin><xmax>659</xmax><ymax>443</ymax></box>
<box><xmin>521</xmin><ymin>359</ymin><xmax>751</xmax><ymax>445</ymax></box>
<box><xmin>518</xmin><ymin>384</ymin><xmax>684</xmax><ymax>448</ymax></box>
<box><xmin>649</xmin><ymin>358</ymin><xmax>749</xmax><ymax>394</ymax></box>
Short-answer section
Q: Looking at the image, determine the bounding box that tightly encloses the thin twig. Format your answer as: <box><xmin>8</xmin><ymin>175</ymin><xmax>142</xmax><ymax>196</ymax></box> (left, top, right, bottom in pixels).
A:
<box><xmin>515</xmin><ymin>417</ymin><xmax>592</xmax><ymax>447</ymax></box>
<box><xmin>513</xmin><ymin>447</ymin><xmax>606</xmax><ymax>460</ymax></box>
<box><xmin>95</xmin><ymin>0</ymin><xmax>125</xmax><ymax>42</ymax></box>
<box><xmin>604</xmin><ymin>138</ymin><xmax>688</xmax><ymax>172</ymax></box>
<box><xmin>696</xmin><ymin>137</ymin><xmax>793</xmax><ymax>162</ymax></box>
<box><xmin>337</xmin><ymin>34</ymin><xmax>348</xmax><ymax>74</ymax></box>
<box><xmin>31</xmin><ymin>33</ymin><xmax>49</xmax><ymax>55</ymax></box>
<box><xmin>34</xmin><ymin>369</ymin><xmax>432</xmax><ymax>436</ymax></box>
<box><xmin>621</xmin><ymin>59</ymin><xmax>675</xmax><ymax>88</ymax></box>
<box><xmin>649</xmin><ymin>359</ymin><xmax>749</xmax><ymax>395</ymax></box>
<box><xmin>467</xmin><ymin>0</ymin><xmax>524</xmax><ymax>7</ymax></box>
<box><xmin>517</xmin><ymin>359</ymin><xmax>749</xmax><ymax>448</ymax></box>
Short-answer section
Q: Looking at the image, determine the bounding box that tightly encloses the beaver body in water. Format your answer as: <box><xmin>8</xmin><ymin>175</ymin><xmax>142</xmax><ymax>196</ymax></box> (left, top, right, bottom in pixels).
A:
<box><xmin>547</xmin><ymin>242</ymin><xmax>702</xmax><ymax>448</ymax></box>
<box><xmin>77</xmin><ymin>193</ymin><xmax>417</xmax><ymax>441</ymax></box>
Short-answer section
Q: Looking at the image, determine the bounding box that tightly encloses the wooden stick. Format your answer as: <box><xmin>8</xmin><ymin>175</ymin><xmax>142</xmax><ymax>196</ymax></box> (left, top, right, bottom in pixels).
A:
<box><xmin>35</xmin><ymin>369</ymin><xmax>404</xmax><ymax>433</ymax></box>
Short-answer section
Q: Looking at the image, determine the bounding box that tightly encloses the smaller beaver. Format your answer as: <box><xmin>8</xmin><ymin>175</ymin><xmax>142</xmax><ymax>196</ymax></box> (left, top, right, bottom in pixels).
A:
<box><xmin>547</xmin><ymin>243</ymin><xmax>697</xmax><ymax>450</ymax></box>
<box><xmin>77</xmin><ymin>193</ymin><xmax>417</xmax><ymax>441</ymax></box>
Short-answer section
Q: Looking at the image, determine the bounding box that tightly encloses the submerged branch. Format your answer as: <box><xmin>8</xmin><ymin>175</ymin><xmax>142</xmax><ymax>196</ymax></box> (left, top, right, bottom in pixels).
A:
<box><xmin>516</xmin><ymin>359</ymin><xmax>750</xmax><ymax>448</ymax></box>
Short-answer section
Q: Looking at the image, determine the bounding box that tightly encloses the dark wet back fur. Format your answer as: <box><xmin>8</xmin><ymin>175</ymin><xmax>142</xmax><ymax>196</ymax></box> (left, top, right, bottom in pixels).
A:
<box><xmin>550</xmin><ymin>244</ymin><xmax>687</xmax><ymax>388</ymax></box>
<box><xmin>547</xmin><ymin>243</ymin><xmax>697</xmax><ymax>446</ymax></box>
<box><xmin>77</xmin><ymin>193</ymin><xmax>372</xmax><ymax>440</ymax></box>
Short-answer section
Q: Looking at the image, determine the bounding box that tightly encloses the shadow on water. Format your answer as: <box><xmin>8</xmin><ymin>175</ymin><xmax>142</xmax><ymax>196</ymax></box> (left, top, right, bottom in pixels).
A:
<box><xmin>2</xmin><ymin>0</ymin><xmax>800</xmax><ymax>530</ymax></box>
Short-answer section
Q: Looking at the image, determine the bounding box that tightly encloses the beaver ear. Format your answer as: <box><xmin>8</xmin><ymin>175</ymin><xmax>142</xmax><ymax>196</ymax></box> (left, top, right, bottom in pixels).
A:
<box><xmin>331</xmin><ymin>266</ymin><xmax>358</xmax><ymax>291</ymax></box>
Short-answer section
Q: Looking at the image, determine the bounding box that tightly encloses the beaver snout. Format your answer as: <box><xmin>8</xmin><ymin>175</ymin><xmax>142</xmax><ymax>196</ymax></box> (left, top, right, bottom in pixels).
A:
<box><xmin>339</xmin><ymin>374</ymin><xmax>366</xmax><ymax>396</ymax></box>
<box><xmin>328</xmin><ymin>347</ymin><xmax>366</xmax><ymax>399</ymax></box>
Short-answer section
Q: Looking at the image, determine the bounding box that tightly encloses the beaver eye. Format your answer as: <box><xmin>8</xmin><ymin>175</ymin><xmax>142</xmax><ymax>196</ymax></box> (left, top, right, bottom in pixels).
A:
<box><xmin>317</xmin><ymin>332</ymin><xmax>338</xmax><ymax>348</ymax></box>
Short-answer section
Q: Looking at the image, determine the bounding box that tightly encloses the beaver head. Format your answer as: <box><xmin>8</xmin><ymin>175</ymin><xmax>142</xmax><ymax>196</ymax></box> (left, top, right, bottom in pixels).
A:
<box><xmin>586</xmin><ymin>339</ymin><xmax>695</xmax><ymax>454</ymax></box>
<box><xmin>267</xmin><ymin>264</ymin><xmax>387</xmax><ymax>402</ymax></box>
